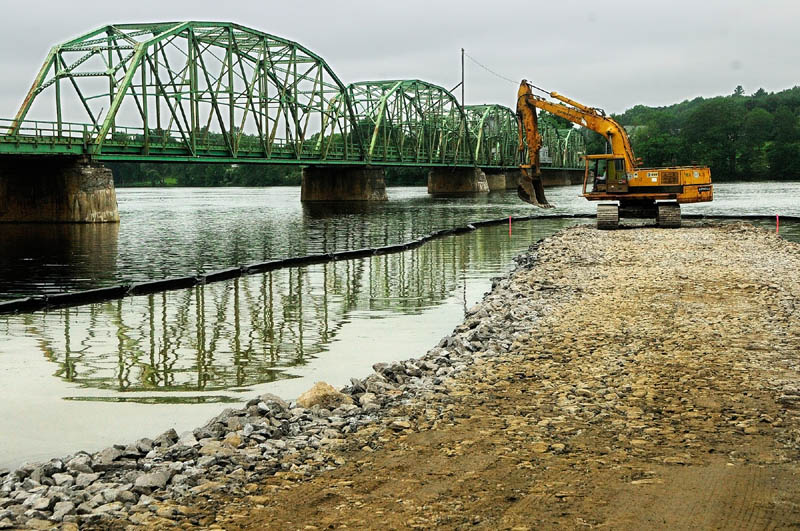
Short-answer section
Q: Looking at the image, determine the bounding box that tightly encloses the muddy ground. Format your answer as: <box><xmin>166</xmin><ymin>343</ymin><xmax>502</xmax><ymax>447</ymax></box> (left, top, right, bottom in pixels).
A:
<box><xmin>127</xmin><ymin>224</ymin><xmax>800</xmax><ymax>530</ymax></box>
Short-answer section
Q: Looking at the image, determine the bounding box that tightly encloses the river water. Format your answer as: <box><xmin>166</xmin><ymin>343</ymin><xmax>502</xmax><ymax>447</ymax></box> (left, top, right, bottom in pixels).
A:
<box><xmin>0</xmin><ymin>182</ymin><xmax>798</xmax><ymax>468</ymax></box>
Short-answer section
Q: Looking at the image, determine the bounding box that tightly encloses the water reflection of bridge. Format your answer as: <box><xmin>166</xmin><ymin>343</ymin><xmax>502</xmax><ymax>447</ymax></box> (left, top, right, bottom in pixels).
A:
<box><xmin>6</xmin><ymin>224</ymin><xmax>524</xmax><ymax>396</ymax></box>
<box><xmin>0</xmin><ymin>194</ymin><xmax>514</xmax><ymax>300</ymax></box>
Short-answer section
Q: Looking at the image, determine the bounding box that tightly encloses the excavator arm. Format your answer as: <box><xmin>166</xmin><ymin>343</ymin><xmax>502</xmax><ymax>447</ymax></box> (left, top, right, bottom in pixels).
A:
<box><xmin>516</xmin><ymin>80</ymin><xmax>638</xmax><ymax>206</ymax></box>
<box><xmin>516</xmin><ymin>84</ymin><xmax>550</xmax><ymax>207</ymax></box>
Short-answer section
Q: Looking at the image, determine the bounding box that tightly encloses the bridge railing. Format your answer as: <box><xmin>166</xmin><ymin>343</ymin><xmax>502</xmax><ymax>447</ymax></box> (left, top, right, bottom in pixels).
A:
<box><xmin>0</xmin><ymin>119</ymin><xmax>365</xmax><ymax>161</ymax></box>
<box><xmin>0</xmin><ymin>118</ymin><xmax>94</xmax><ymax>141</ymax></box>
<box><xmin>97</xmin><ymin>126</ymin><xmax>364</xmax><ymax>162</ymax></box>
<box><xmin>0</xmin><ymin>117</ymin><xmax>470</xmax><ymax>165</ymax></box>
<box><xmin>0</xmin><ymin>116</ymin><xmax>583</xmax><ymax>169</ymax></box>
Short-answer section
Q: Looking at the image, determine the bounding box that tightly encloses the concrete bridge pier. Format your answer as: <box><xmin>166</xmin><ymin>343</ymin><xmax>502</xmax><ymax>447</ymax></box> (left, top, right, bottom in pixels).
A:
<box><xmin>483</xmin><ymin>171</ymin><xmax>507</xmax><ymax>191</ymax></box>
<box><xmin>541</xmin><ymin>168</ymin><xmax>585</xmax><ymax>186</ymax></box>
<box><xmin>427</xmin><ymin>167</ymin><xmax>489</xmax><ymax>194</ymax></box>
<box><xmin>301</xmin><ymin>166</ymin><xmax>388</xmax><ymax>201</ymax></box>
<box><xmin>504</xmin><ymin>169</ymin><xmax>522</xmax><ymax>189</ymax></box>
<box><xmin>0</xmin><ymin>156</ymin><xmax>119</xmax><ymax>223</ymax></box>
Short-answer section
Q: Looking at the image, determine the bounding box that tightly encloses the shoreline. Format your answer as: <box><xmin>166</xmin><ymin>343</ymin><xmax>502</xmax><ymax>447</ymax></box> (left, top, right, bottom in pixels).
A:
<box><xmin>1</xmin><ymin>236</ymin><xmax>545</xmax><ymax>529</ymax></box>
<box><xmin>2</xmin><ymin>214</ymin><xmax>797</xmax><ymax>313</ymax></box>
<box><xmin>1</xmin><ymin>226</ymin><xmax>553</xmax><ymax>529</ymax></box>
<box><xmin>2</xmin><ymin>222</ymin><xmax>800</xmax><ymax>529</ymax></box>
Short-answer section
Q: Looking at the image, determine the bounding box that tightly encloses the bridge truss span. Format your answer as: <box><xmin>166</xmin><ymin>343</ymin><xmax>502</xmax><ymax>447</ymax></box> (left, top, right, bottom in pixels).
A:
<box><xmin>464</xmin><ymin>104</ymin><xmax>519</xmax><ymax>168</ymax></box>
<box><xmin>334</xmin><ymin>80</ymin><xmax>474</xmax><ymax>167</ymax></box>
<box><xmin>0</xmin><ymin>20</ymin><xmax>586</xmax><ymax>173</ymax></box>
<box><xmin>6</xmin><ymin>22</ymin><xmax>364</xmax><ymax>163</ymax></box>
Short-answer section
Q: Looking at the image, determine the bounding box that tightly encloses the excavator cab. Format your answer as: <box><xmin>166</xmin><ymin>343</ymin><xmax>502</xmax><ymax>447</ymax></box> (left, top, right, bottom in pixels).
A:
<box><xmin>584</xmin><ymin>154</ymin><xmax>628</xmax><ymax>195</ymax></box>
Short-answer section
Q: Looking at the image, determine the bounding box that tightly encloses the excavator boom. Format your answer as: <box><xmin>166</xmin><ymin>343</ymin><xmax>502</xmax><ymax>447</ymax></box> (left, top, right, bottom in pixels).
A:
<box><xmin>520</xmin><ymin>82</ymin><xmax>638</xmax><ymax>168</ymax></box>
<box><xmin>517</xmin><ymin>80</ymin><xmax>637</xmax><ymax>207</ymax></box>
<box><xmin>515</xmin><ymin>79</ymin><xmax>712</xmax><ymax>227</ymax></box>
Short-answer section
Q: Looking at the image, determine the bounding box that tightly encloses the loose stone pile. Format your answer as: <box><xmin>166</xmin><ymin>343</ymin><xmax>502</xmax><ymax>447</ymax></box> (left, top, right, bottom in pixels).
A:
<box><xmin>0</xmin><ymin>377</ymin><xmax>430</xmax><ymax>529</ymax></box>
<box><xmin>1</xmin><ymin>222</ymin><xmax>799</xmax><ymax>529</ymax></box>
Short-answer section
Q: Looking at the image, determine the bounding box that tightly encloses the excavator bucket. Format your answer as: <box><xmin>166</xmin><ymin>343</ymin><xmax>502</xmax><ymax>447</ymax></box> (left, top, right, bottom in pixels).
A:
<box><xmin>517</xmin><ymin>167</ymin><xmax>553</xmax><ymax>208</ymax></box>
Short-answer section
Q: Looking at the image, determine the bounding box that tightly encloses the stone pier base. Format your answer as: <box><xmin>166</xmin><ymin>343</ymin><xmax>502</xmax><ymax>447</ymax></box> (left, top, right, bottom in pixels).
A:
<box><xmin>484</xmin><ymin>171</ymin><xmax>507</xmax><ymax>191</ymax></box>
<box><xmin>427</xmin><ymin>167</ymin><xmax>489</xmax><ymax>194</ymax></box>
<box><xmin>301</xmin><ymin>166</ymin><xmax>387</xmax><ymax>201</ymax></box>
<box><xmin>0</xmin><ymin>156</ymin><xmax>119</xmax><ymax>223</ymax></box>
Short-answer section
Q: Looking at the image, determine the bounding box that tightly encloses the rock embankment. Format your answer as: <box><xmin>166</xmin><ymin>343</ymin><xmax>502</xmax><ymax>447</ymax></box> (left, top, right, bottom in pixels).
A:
<box><xmin>2</xmin><ymin>223</ymin><xmax>800</xmax><ymax>529</ymax></box>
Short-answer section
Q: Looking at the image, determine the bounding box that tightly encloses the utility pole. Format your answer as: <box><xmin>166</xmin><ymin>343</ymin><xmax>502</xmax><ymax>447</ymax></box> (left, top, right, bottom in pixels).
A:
<box><xmin>450</xmin><ymin>48</ymin><xmax>465</xmax><ymax>108</ymax></box>
<box><xmin>461</xmin><ymin>48</ymin><xmax>465</xmax><ymax>108</ymax></box>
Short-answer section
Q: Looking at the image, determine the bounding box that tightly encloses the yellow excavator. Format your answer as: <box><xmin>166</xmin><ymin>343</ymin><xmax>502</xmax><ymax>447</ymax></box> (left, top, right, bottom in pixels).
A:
<box><xmin>516</xmin><ymin>80</ymin><xmax>713</xmax><ymax>228</ymax></box>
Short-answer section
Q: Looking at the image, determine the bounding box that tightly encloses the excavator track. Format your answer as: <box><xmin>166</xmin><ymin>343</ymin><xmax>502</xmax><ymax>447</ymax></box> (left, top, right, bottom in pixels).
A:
<box><xmin>597</xmin><ymin>204</ymin><xmax>619</xmax><ymax>230</ymax></box>
<box><xmin>656</xmin><ymin>202</ymin><xmax>681</xmax><ymax>228</ymax></box>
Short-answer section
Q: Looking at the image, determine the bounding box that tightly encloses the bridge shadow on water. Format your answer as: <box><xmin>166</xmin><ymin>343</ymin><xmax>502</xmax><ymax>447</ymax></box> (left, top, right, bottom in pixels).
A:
<box><xmin>0</xmin><ymin>224</ymin><xmax>119</xmax><ymax>298</ymax></box>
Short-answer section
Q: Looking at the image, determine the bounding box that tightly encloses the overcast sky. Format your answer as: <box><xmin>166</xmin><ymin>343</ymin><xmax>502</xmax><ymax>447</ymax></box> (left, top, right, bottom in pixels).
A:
<box><xmin>0</xmin><ymin>0</ymin><xmax>797</xmax><ymax>117</ymax></box>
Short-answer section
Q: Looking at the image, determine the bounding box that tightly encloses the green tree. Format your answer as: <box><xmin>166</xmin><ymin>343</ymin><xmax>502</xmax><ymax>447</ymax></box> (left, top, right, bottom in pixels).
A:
<box><xmin>739</xmin><ymin>107</ymin><xmax>773</xmax><ymax>176</ymax></box>
<box><xmin>767</xmin><ymin>105</ymin><xmax>800</xmax><ymax>179</ymax></box>
<box><xmin>580</xmin><ymin>128</ymin><xmax>608</xmax><ymax>158</ymax></box>
<box><xmin>772</xmin><ymin>105</ymin><xmax>800</xmax><ymax>141</ymax></box>
<box><xmin>683</xmin><ymin>98</ymin><xmax>744</xmax><ymax>178</ymax></box>
<box><xmin>767</xmin><ymin>142</ymin><xmax>800</xmax><ymax>179</ymax></box>
<box><xmin>628</xmin><ymin>111</ymin><xmax>683</xmax><ymax>167</ymax></box>
<box><xmin>384</xmin><ymin>167</ymin><xmax>427</xmax><ymax>186</ymax></box>
<box><xmin>538</xmin><ymin>111</ymin><xmax>573</xmax><ymax>131</ymax></box>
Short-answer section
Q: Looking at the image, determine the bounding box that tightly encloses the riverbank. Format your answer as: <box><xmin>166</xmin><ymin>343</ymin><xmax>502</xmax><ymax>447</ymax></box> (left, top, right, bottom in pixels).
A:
<box><xmin>2</xmin><ymin>222</ymin><xmax>800</xmax><ymax>529</ymax></box>
<box><xmin>165</xmin><ymin>222</ymin><xmax>800</xmax><ymax>530</ymax></box>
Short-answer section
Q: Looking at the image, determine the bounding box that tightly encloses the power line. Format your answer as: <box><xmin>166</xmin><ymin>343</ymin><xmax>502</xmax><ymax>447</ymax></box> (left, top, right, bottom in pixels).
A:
<box><xmin>464</xmin><ymin>52</ymin><xmax>553</xmax><ymax>95</ymax></box>
<box><xmin>463</xmin><ymin>52</ymin><xmax>518</xmax><ymax>86</ymax></box>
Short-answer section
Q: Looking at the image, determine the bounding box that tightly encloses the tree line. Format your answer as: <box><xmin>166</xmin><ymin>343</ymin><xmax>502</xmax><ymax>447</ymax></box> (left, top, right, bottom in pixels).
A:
<box><xmin>107</xmin><ymin>161</ymin><xmax>302</xmax><ymax>187</ymax></box>
<box><xmin>599</xmin><ymin>85</ymin><xmax>800</xmax><ymax>180</ymax></box>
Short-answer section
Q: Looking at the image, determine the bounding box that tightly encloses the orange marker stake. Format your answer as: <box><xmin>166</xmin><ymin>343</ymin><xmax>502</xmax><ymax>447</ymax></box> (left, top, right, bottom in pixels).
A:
<box><xmin>777</xmin><ymin>214</ymin><xmax>780</xmax><ymax>234</ymax></box>
<box><xmin>509</xmin><ymin>216</ymin><xmax>512</xmax><ymax>237</ymax></box>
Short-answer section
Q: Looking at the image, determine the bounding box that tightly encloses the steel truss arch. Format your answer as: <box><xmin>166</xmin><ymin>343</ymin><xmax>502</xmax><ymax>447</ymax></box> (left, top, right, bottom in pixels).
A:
<box><xmin>1</xmin><ymin>21</ymin><xmax>580</xmax><ymax>171</ymax></box>
<box><xmin>518</xmin><ymin>119</ymin><xmax>585</xmax><ymax>169</ymax></box>
<box><xmin>464</xmin><ymin>104</ymin><xmax>518</xmax><ymax>167</ymax></box>
<box><xmin>332</xmin><ymin>79</ymin><xmax>474</xmax><ymax>166</ymax></box>
<box><xmin>10</xmin><ymin>22</ymin><xmax>365</xmax><ymax>162</ymax></box>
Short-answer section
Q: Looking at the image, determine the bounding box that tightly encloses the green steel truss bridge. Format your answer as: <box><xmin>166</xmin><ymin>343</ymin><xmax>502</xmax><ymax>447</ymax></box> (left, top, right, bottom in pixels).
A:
<box><xmin>0</xmin><ymin>22</ymin><xmax>584</xmax><ymax>169</ymax></box>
